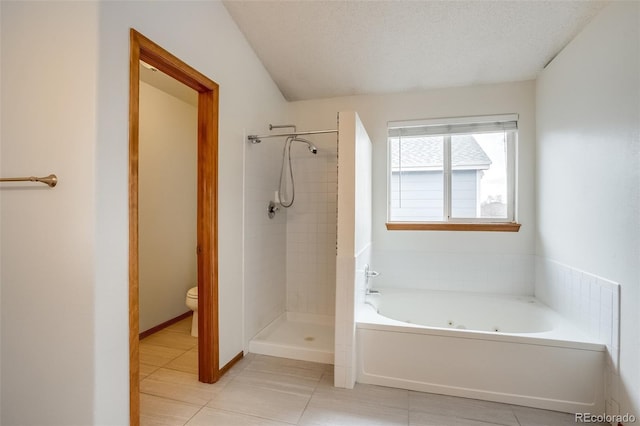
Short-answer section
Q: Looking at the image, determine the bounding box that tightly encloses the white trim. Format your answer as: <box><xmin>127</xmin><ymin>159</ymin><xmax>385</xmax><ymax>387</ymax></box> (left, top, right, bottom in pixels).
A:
<box><xmin>443</xmin><ymin>135</ymin><xmax>452</xmax><ymax>221</ymax></box>
<box><xmin>475</xmin><ymin>170</ymin><xmax>482</xmax><ymax>217</ymax></box>
<box><xmin>446</xmin><ymin>217</ymin><xmax>516</xmax><ymax>224</ymax></box>
<box><xmin>389</xmin><ymin>113</ymin><xmax>518</xmax><ymax>129</ymax></box>
<box><xmin>506</xmin><ymin>131</ymin><xmax>516</xmax><ymax>222</ymax></box>
<box><xmin>387</xmin><ymin>132</ymin><xmax>392</xmax><ymax>222</ymax></box>
<box><xmin>388</xmin><ymin>114</ymin><xmax>518</xmax><ymax>138</ymax></box>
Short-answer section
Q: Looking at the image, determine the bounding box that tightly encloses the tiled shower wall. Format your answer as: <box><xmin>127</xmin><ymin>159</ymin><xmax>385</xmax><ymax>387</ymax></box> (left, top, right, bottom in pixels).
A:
<box><xmin>244</xmin><ymin>141</ymin><xmax>287</xmax><ymax>345</ymax></box>
<box><xmin>285</xmin><ymin>139</ymin><xmax>338</xmax><ymax>316</ymax></box>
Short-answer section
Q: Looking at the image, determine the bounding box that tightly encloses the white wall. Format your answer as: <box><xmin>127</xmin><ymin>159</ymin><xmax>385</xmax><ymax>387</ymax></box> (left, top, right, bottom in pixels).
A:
<box><xmin>139</xmin><ymin>81</ymin><xmax>197</xmax><ymax>333</ymax></box>
<box><xmin>1</xmin><ymin>2</ymin><xmax>98</xmax><ymax>424</ymax></box>
<box><xmin>290</xmin><ymin>81</ymin><xmax>536</xmax><ymax>295</ymax></box>
<box><xmin>536</xmin><ymin>1</ymin><xmax>639</xmax><ymax>418</ymax></box>
<box><xmin>94</xmin><ymin>3</ymin><xmax>287</xmax><ymax>421</ymax></box>
<box><xmin>335</xmin><ymin>111</ymin><xmax>373</xmax><ymax>389</ymax></box>
<box><xmin>0</xmin><ymin>1</ymin><xmax>287</xmax><ymax>424</ymax></box>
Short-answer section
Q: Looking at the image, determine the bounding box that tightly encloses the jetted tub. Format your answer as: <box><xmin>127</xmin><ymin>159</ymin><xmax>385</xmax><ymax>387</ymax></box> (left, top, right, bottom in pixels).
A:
<box><xmin>357</xmin><ymin>289</ymin><xmax>605</xmax><ymax>413</ymax></box>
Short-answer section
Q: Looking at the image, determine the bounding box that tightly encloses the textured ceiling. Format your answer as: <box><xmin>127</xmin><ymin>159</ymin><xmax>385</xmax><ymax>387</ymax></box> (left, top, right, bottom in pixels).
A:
<box><xmin>223</xmin><ymin>0</ymin><xmax>607</xmax><ymax>101</ymax></box>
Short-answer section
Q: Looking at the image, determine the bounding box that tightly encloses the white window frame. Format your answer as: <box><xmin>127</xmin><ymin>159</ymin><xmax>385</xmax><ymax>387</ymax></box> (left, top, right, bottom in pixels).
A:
<box><xmin>387</xmin><ymin>114</ymin><xmax>518</xmax><ymax>227</ymax></box>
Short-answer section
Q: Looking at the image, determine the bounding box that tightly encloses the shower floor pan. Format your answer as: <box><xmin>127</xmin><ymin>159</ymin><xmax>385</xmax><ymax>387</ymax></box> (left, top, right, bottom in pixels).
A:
<box><xmin>249</xmin><ymin>312</ymin><xmax>334</xmax><ymax>364</ymax></box>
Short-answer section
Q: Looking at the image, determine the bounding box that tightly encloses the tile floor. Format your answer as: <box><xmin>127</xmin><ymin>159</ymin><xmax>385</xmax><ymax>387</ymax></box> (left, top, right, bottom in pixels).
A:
<box><xmin>140</xmin><ymin>317</ymin><xmax>606</xmax><ymax>425</ymax></box>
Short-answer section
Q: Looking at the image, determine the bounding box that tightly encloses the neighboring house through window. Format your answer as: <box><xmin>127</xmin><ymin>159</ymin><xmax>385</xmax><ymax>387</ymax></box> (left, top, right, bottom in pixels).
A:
<box><xmin>387</xmin><ymin>114</ymin><xmax>519</xmax><ymax>231</ymax></box>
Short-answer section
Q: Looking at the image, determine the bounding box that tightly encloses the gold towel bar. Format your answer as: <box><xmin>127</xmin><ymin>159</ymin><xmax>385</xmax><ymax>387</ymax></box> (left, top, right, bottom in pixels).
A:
<box><xmin>0</xmin><ymin>174</ymin><xmax>58</xmax><ymax>188</ymax></box>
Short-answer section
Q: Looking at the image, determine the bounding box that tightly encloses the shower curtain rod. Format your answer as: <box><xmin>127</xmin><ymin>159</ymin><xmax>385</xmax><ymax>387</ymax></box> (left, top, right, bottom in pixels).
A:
<box><xmin>247</xmin><ymin>129</ymin><xmax>337</xmax><ymax>144</ymax></box>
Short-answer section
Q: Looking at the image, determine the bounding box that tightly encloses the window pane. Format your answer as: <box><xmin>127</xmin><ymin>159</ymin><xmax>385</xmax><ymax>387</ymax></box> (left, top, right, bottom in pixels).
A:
<box><xmin>451</xmin><ymin>132</ymin><xmax>508</xmax><ymax>219</ymax></box>
<box><xmin>389</xmin><ymin>136</ymin><xmax>444</xmax><ymax>221</ymax></box>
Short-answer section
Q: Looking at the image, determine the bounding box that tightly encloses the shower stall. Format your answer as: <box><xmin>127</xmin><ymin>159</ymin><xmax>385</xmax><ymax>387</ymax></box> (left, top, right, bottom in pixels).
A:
<box><xmin>243</xmin><ymin>120</ymin><xmax>340</xmax><ymax>364</ymax></box>
<box><xmin>243</xmin><ymin>111</ymin><xmax>372</xmax><ymax>389</ymax></box>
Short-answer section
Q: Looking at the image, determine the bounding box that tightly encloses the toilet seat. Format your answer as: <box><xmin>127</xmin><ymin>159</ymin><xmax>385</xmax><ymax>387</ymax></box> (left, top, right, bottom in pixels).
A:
<box><xmin>187</xmin><ymin>286</ymin><xmax>198</xmax><ymax>299</ymax></box>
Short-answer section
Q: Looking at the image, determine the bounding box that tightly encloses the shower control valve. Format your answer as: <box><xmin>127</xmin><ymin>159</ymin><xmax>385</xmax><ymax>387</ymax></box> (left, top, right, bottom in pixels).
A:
<box><xmin>267</xmin><ymin>201</ymin><xmax>279</xmax><ymax>219</ymax></box>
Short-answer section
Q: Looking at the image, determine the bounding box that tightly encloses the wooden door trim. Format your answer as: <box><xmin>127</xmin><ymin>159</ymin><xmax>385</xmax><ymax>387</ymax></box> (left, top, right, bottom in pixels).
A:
<box><xmin>129</xmin><ymin>29</ymin><xmax>219</xmax><ymax>425</ymax></box>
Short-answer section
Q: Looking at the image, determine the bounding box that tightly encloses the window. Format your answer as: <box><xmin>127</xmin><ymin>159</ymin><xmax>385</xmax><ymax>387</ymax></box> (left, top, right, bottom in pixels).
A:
<box><xmin>387</xmin><ymin>114</ymin><xmax>519</xmax><ymax>231</ymax></box>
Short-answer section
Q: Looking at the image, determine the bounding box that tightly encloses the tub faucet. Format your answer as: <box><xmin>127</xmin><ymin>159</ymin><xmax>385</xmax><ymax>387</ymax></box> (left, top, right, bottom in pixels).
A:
<box><xmin>364</xmin><ymin>264</ymin><xmax>379</xmax><ymax>283</ymax></box>
<box><xmin>364</xmin><ymin>264</ymin><xmax>380</xmax><ymax>295</ymax></box>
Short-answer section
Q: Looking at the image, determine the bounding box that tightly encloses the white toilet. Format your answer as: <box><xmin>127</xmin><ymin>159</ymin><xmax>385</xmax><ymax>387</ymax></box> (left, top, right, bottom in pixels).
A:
<box><xmin>185</xmin><ymin>286</ymin><xmax>198</xmax><ymax>337</ymax></box>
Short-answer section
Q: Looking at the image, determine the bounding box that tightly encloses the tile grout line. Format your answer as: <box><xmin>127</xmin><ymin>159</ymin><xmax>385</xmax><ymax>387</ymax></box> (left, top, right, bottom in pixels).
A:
<box><xmin>182</xmin><ymin>405</ymin><xmax>207</xmax><ymax>426</ymax></box>
<box><xmin>295</xmin><ymin>369</ymin><xmax>328</xmax><ymax>425</ymax></box>
<box><xmin>208</xmin><ymin>406</ymin><xmax>299</xmax><ymax>426</ymax></box>
<box><xmin>139</xmin><ymin>342</ymin><xmax>193</xmax><ymax>368</ymax></box>
<box><xmin>511</xmin><ymin>405</ymin><xmax>523</xmax><ymax>426</ymax></box>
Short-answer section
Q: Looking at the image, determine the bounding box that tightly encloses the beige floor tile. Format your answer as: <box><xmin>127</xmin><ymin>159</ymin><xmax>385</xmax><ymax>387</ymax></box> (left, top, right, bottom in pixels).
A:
<box><xmin>140</xmin><ymin>393</ymin><xmax>201</xmax><ymax>426</ymax></box>
<box><xmin>246</xmin><ymin>354</ymin><xmax>326</xmax><ymax>380</ymax></box>
<box><xmin>165</xmin><ymin>347</ymin><xmax>199</xmax><ymax>374</ymax></box>
<box><xmin>313</xmin><ymin>382</ymin><xmax>409</xmax><ymax>410</ymax></box>
<box><xmin>299</xmin><ymin>394</ymin><xmax>409</xmax><ymax>426</ymax></box>
<box><xmin>185</xmin><ymin>407</ymin><xmax>293</xmax><ymax>426</ymax></box>
<box><xmin>233</xmin><ymin>368</ymin><xmax>319</xmax><ymax>395</ymax></box>
<box><xmin>140</xmin><ymin>344</ymin><xmax>186</xmax><ymax>367</ymax></box>
<box><xmin>511</xmin><ymin>405</ymin><xmax>609</xmax><ymax>426</ymax></box>
<box><xmin>316</xmin><ymin>370</ymin><xmax>334</xmax><ymax>388</ymax></box>
<box><xmin>223</xmin><ymin>352</ymin><xmax>256</xmax><ymax>376</ymax></box>
<box><xmin>165</xmin><ymin>317</ymin><xmax>193</xmax><ymax>334</ymax></box>
<box><xmin>410</xmin><ymin>411</ymin><xmax>508</xmax><ymax>426</ymax></box>
<box><xmin>140</xmin><ymin>363</ymin><xmax>161</xmax><ymax>381</ymax></box>
<box><xmin>141</xmin><ymin>368</ymin><xmax>230</xmax><ymax>407</ymax></box>
<box><xmin>142</xmin><ymin>330</ymin><xmax>197</xmax><ymax>351</ymax></box>
<box><xmin>409</xmin><ymin>392</ymin><xmax>518</xmax><ymax>426</ymax></box>
<box><xmin>207</xmin><ymin>381</ymin><xmax>311</xmax><ymax>424</ymax></box>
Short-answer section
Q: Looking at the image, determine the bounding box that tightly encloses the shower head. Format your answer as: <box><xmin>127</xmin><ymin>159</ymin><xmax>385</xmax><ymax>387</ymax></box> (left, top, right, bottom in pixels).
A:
<box><xmin>292</xmin><ymin>137</ymin><xmax>318</xmax><ymax>154</ymax></box>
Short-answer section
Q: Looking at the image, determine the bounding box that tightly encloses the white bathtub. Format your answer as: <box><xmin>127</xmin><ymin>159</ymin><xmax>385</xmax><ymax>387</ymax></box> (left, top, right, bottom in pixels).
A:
<box><xmin>357</xmin><ymin>289</ymin><xmax>605</xmax><ymax>413</ymax></box>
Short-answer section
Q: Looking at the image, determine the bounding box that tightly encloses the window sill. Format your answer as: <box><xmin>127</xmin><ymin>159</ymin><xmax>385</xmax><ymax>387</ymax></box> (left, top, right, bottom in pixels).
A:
<box><xmin>385</xmin><ymin>222</ymin><xmax>521</xmax><ymax>232</ymax></box>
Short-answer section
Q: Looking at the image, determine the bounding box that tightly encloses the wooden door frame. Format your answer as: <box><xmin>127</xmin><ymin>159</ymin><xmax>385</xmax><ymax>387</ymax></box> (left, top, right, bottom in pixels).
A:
<box><xmin>129</xmin><ymin>29</ymin><xmax>219</xmax><ymax>425</ymax></box>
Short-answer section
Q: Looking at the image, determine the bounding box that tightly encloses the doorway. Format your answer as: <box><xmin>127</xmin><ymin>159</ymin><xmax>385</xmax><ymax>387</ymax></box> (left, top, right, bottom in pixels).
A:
<box><xmin>129</xmin><ymin>29</ymin><xmax>219</xmax><ymax>425</ymax></box>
